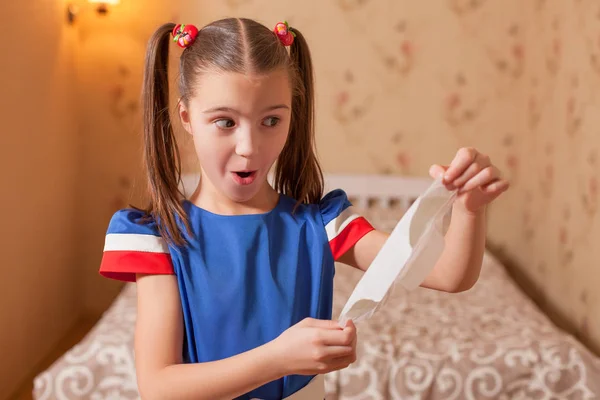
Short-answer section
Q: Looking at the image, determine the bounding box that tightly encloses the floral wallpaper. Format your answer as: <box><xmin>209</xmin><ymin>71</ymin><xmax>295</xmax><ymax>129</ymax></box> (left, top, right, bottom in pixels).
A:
<box><xmin>83</xmin><ymin>0</ymin><xmax>599</xmax><ymax>354</ymax></box>
<box><xmin>183</xmin><ymin>0</ymin><xmax>600</xmax><ymax>353</ymax></box>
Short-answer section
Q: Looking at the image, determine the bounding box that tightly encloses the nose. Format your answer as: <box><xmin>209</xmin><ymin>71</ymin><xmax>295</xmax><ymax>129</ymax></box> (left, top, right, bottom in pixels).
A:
<box><xmin>235</xmin><ymin>128</ymin><xmax>258</xmax><ymax>158</ymax></box>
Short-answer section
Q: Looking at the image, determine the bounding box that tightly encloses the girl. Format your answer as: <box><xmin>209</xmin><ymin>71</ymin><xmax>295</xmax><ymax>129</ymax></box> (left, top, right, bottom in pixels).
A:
<box><xmin>99</xmin><ymin>18</ymin><xmax>509</xmax><ymax>400</ymax></box>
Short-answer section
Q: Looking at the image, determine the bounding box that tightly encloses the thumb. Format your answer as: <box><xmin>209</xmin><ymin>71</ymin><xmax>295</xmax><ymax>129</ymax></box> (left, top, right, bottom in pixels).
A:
<box><xmin>343</xmin><ymin>319</ymin><xmax>356</xmax><ymax>331</ymax></box>
<box><xmin>429</xmin><ymin>164</ymin><xmax>448</xmax><ymax>180</ymax></box>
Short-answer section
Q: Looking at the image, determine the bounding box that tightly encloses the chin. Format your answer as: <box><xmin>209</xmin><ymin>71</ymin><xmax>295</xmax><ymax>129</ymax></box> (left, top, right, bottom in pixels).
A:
<box><xmin>223</xmin><ymin>182</ymin><xmax>263</xmax><ymax>203</ymax></box>
<box><xmin>226</xmin><ymin>192</ymin><xmax>255</xmax><ymax>203</ymax></box>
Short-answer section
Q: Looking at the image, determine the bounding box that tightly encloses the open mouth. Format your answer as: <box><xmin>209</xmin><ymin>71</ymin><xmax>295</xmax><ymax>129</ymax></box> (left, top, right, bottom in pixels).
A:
<box><xmin>232</xmin><ymin>170</ymin><xmax>258</xmax><ymax>185</ymax></box>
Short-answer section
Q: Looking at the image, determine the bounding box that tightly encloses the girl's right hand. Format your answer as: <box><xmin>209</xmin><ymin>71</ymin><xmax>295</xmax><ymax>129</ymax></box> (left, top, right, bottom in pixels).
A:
<box><xmin>270</xmin><ymin>318</ymin><xmax>357</xmax><ymax>376</ymax></box>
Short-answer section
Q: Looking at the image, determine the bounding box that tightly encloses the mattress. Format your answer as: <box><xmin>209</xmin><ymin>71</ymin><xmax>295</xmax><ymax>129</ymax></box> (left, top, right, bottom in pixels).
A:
<box><xmin>33</xmin><ymin>209</ymin><xmax>600</xmax><ymax>399</ymax></box>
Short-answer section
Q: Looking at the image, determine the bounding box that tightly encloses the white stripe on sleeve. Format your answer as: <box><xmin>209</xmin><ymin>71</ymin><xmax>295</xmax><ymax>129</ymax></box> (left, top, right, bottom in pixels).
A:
<box><xmin>325</xmin><ymin>206</ymin><xmax>361</xmax><ymax>242</ymax></box>
<box><xmin>103</xmin><ymin>233</ymin><xmax>169</xmax><ymax>253</ymax></box>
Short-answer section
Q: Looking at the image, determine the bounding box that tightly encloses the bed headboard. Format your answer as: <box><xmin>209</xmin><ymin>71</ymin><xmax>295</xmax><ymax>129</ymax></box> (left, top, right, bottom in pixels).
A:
<box><xmin>323</xmin><ymin>173</ymin><xmax>431</xmax><ymax>210</ymax></box>
<box><xmin>180</xmin><ymin>173</ymin><xmax>432</xmax><ymax>210</ymax></box>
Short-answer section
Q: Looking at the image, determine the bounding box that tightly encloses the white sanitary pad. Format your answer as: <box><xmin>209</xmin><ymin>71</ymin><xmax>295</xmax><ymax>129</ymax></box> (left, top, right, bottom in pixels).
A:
<box><xmin>338</xmin><ymin>177</ymin><xmax>457</xmax><ymax>326</ymax></box>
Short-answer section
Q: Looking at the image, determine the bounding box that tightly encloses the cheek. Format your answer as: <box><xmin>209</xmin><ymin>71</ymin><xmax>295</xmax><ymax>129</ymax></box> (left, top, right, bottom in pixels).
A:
<box><xmin>192</xmin><ymin>131</ymin><xmax>230</xmax><ymax>171</ymax></box>
<box><xmin>274</xmin><ymin>132</ymin><xmax>289</xmax><ymax>154</ymax></box>
<box><xmin>270</xmin><ymin>123</ymin><xmax>291</xmax><ymax>154</ymax></box>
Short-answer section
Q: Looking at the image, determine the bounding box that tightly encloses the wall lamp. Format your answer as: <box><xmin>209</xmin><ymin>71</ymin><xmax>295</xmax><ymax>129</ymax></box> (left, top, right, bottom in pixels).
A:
<box><xmin>67</xmin><ymin>0</ymin><xmax>120</xmax><ymax>25</ymax></box>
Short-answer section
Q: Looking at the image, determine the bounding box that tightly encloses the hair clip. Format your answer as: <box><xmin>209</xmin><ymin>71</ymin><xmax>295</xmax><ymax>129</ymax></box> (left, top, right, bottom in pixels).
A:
<box><xmin>172</xmin><ymin>24</ymin><xmax>198</xmax><ymax>48</ymax></box>
<box><xmin>273</xmin><ymin>21</ymin><xmax>296</xmax><ymax>46</ymax></box>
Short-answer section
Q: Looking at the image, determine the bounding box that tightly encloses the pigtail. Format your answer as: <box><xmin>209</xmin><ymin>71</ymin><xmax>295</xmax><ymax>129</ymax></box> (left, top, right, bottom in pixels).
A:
<box><xmin>141</xmin><ymin>22</ymin><xmax>189</xmax><ymax>246</ymax></box>
<box><xmin>274</xmin><ymin>27</ymin><xmax>324</xmax><ymax>205</ymax></box>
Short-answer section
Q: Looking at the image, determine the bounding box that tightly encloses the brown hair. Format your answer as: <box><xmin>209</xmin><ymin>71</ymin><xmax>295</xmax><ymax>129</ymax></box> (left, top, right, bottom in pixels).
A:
<box><xmin>141</xmin><ymin>18</ymin><xmax>323</xmax><ymax>246</ymax></box>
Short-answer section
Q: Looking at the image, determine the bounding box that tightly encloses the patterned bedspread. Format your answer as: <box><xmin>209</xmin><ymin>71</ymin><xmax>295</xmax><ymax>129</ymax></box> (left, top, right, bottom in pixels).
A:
<box><xmin>33</xmin><ymin>212</ymin><xmax>600</xmax><ymax>399</ymax></box>
<box><xmin>327</xmin><ymin>254</ymin><xmax>600</xmax><ymax>399</ymax></box>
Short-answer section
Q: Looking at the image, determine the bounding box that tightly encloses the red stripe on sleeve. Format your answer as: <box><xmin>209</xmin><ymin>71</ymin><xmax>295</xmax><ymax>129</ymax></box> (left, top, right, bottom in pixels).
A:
<box><xmin>99</xmin><ymin>251</ymin><xmax>175</xmax><ymax>282</ymax></box>
<box><xmin>329</xmin><ymin>217</ymin><xmax>375</xmax><ymax>261</ymax></box>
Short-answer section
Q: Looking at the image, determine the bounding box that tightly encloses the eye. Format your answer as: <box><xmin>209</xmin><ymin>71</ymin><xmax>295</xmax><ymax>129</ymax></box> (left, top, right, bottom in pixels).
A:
<box><xmin>263</xmin><ymin>116</ymin><xmax>280</xmax><ymax>127</ymax></box>
<box><xmin>215</xmin><ymin>119</ymin><xmax>236</xmax><ymax>129</ymax></box>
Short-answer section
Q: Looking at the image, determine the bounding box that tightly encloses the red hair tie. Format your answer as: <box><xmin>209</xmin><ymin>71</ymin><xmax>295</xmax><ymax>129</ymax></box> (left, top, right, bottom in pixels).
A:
<box><xmin>273</xmin><ymin>21</ymin><xmax>296</xmax><ymax>46</ymax></box>
<box><xmin>172</xmin><ymin>24</ymin><xmax>198</xmax><ymax>49</ymax></box>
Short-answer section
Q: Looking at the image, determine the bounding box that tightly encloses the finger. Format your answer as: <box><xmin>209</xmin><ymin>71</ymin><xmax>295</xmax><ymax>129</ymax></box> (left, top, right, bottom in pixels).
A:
<box><xmin>315</xmin><ymin>358</ymin><xmax>354</xmax><ymax>374</ymax></box>
<box><xmin>310</xmin><ymin>346</ymin><xmax>353</xmax><ymax>365</ymax></box>
<box><xmin>320</xmin><ymin>345</ymin><xmax>354</xmax><ymax>359</ymax></box>
<box><xmin>429</xmin><ymin>165</ymin><xmax>456</xmax><ymax>191</ymax></box>
<box><xmin>343</xmin><ymin>320</ymin><xmax>357</xmax><ymax>342</ymax></box>
<box><xmin>453</xmin><ymin>155</ymin><xmax>489</xmax><ymax>187</ymax></box>
<box><xmin>453</xmin><ymin>153</ymin><xmax>492</xmax><ymax>188</ymax></box>
<box><xmin>460</xmin><ymin>166</ymin><xmax>500</xmax><ymax>192</ymax></box>
<box><xmin>343</xmin><ymin>319</ymin><xmax>356</xmax><ymax>330</ymax></box>
<box><xmin>329</xmin><ymin>353</ymin><xmax>357</xmax><ymax>370</ymax></box>
<box><xmin>316</xmin><ymin>328</ymin><xmax>355</xmax><ymax>346</ymax></box>
<box><xmin>328</xmin><ymin>361</ymin><xmax>354</xmax><ymax>372</ymax></box>
<box><xmin>343</xmin><ymin>320</ymin><xmax>358</xmax><ymax>349</ymax></box>
<box><xmin>428</xmin><ymin>164</ymin><xmax>448</xmax><ymax>180</ymax></box>
<box><xmin>303</xmin><ymin>318</ymin><xmax>343</xmax><ymax>330</ymax></box>
<box><xmin>482</xmin><ymin>179</ymin><xmax>510</xmax><ymax>195</ymax></box>
<box><xmin>445</xmin><ymin>148</ymin><xmax>482</xmax><ymax>183</ymax></box>
<box><xmin>444</xmin><ymin>147</ymin><xmax>477</xmax><ymax>183</ymax></box>
<box><xmin>449</xmin><ymin>162</ymin><xmax>479</xmax><ymax>190</ymax></box>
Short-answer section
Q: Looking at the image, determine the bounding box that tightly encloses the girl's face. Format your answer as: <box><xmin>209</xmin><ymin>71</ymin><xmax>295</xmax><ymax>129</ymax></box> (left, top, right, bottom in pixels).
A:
<box><xmin>179</xmin><ymin>69</ymin><xmax>292</xmax><ymax>205</ymax></box>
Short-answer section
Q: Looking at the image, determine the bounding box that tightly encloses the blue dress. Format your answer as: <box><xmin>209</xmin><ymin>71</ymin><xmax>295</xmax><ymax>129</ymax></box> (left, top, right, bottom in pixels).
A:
<box><xmin>100</xmin><ymin>189</ymin><xmax>374</xmax><ymax>399</ymax></box>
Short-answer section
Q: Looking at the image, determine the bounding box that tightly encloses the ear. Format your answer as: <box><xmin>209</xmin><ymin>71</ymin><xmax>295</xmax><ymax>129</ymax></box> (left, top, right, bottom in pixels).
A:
<box><xmin>178</xmin><ymin>100</ymin><xmax>193</xmax><ymax>135</ymax></box>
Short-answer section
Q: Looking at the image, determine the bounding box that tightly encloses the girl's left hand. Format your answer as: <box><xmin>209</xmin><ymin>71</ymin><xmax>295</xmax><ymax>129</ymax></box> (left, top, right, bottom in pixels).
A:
<box><xmin>429</xmin><ymin>147</ymin><xmax>510</xmax><ymax>215</ymax></box>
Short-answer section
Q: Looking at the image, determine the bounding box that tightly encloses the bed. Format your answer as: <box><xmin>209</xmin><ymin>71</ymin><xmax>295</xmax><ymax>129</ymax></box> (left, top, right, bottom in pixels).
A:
<box><xmin>33</xmin><ymin>174</ymin><xmax>600</xmax><ymax>399</ymax></box>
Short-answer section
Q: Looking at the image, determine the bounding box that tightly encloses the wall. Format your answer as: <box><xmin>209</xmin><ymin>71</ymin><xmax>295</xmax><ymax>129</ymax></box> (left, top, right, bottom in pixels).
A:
<box><xmin>177</xmin><ymin>0</ymin><xmax>599</xmax><ymax>353</ymax></box>
<box><xmin>490</xmin><ymin>0</ymin><xmax>600</xmax><ymax>354</ymax></box>
<box><xmin>75</xmin><ymin>0</ymin><xmax>189</xmax><ymax>316</ymax></box>
<box><xmin>74</xmin><ymin>0</ymin><xmax>599</xmax><ymax>354</ymax></box>
<box><xmin>0</xmin><ymin>0</ymin><xmax>79</xmax><ymax>397</ymax></box>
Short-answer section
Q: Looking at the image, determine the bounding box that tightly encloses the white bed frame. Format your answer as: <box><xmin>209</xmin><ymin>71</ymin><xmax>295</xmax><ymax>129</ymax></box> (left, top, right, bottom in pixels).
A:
<box><xmin>322</xmin><ymin>173</ymin><xmax>431</xmax><ymax>210</ymax></box>
<box><xmin>180</xmin><ymin>173</ymin><xmax>432</xmax><ymax>210</ymax></box>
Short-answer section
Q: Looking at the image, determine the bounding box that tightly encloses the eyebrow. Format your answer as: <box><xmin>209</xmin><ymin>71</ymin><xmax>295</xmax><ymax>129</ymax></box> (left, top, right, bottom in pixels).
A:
<box><xmin>202</xmin><ymin>104</ymin><xmax>290</xmax><ymax>114</ymax></box>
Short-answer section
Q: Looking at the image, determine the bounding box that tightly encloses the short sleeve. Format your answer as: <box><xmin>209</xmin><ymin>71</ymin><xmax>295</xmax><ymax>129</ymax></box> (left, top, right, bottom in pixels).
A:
<box><xmin>99</xmin><ymin>209</ymin><xmax>175</xmax><ymax>282</ymax></box>
<box><xmin>319</xmin><ymin>189</ymin><xmax>375</xmax><ymax>261</ymax></box>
